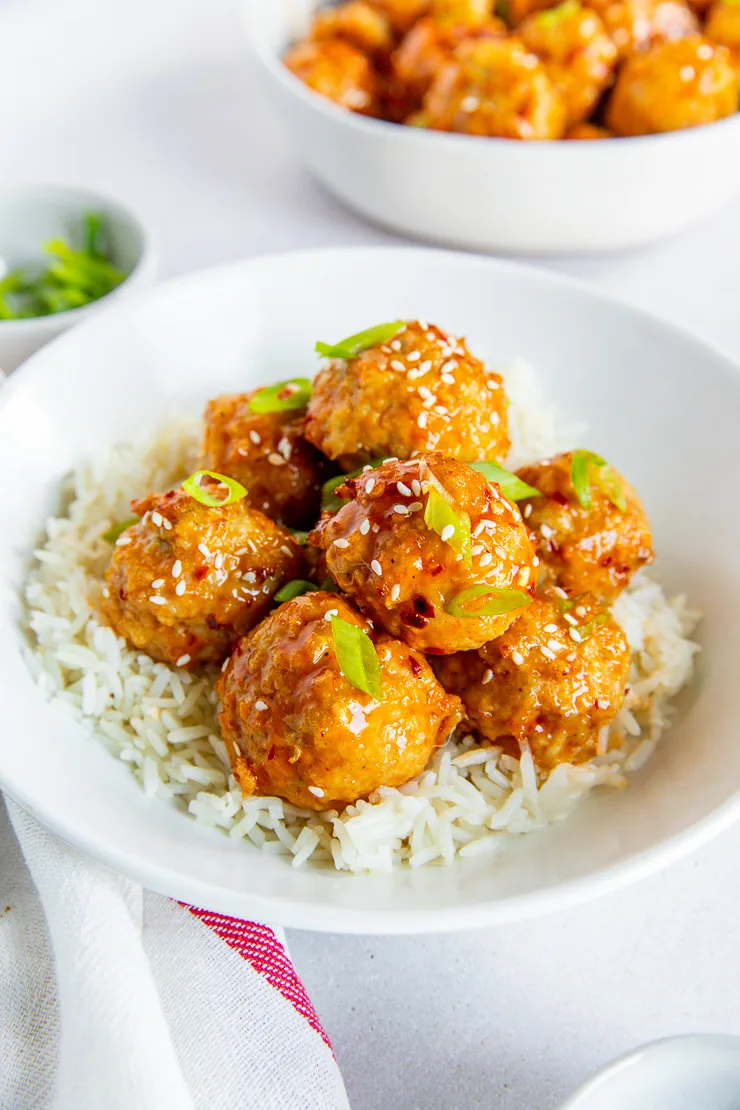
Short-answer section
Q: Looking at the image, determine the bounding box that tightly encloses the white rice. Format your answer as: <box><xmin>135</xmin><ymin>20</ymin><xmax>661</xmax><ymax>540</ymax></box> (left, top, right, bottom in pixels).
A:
<box><xmin>22</xmin><ymin>363</ymin><xmax>701</xmax><ymax>874</ymax></box>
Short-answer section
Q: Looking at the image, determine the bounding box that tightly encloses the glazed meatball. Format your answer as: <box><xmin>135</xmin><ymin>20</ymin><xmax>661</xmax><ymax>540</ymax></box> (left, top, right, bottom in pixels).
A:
<box><xmin>392</xmin><ymin>15</ymin><xmax>506</xmax><ymax>101</ymax></box>
<box><xmin>311</xmin><ymin>0</ymin><xmax>395</xmax><ymax>58</ymax></box>
<box><xmin>420</xmin><ymin>37</ymin><xmax>568</xmax><ymax>138</ymax></box>
<box><xmin>517</xmin><ymin>451</ymin><xmax>654</xmax><ymax>601</ymax></box>
<box><xmin>309</xmin><ymin>454</ymin><xmax>537</xmax><ymax>654</ymax></box>
<box><xmin>565</xmin><ymin>121</ymin><xmax>613</xmax><ymax>135</ymax></box>
<box><xmin>705</xmin><ymin>4</ymin><xmax>740</xmax><ymax>72</ymax></box>
<box><xmin>584</xmin><ymin>0</ymin><xmax>697</xmax><ymax>58</ymax></box>
<box><xmin>434</xmin><ymin>593</ymin><xmax>630</xmax><ymax>771</ymax></box>
<box><xmin>101</xmin><ymin>487</ymin><xmax>304</xmax><ymax>668</ymax></box>
<box><xmin>305</xmin><ymin>321</ymin><xmax>510</xmax><ymax>469</ymax></box>
<box><xmin>217</xmin><ymin>591</ymin><xmax>462</xmax><ymax>810</ymax></box>
<box><xmin>284</xmin><ymin>39</ymin><xmax>381</xmax><ymax>114</ymax></box>
<box><xmin>367</xmin><ymin>0</ymin><xmax>431</xmax><ymax>34</ymax></box>
<box><xmin>519</xmin><ymin>1</ymin><xmax>617</xmax><ymax>126</ymax></box>
<box><xmin>606</xmin><ymin>35</ymin><xmax>739</xmax><ymax>133</ymax></box>
<box><xmin>201</xmin><ymin>393</ymin><xmax>333</xmax><ymax>530</ymax></box>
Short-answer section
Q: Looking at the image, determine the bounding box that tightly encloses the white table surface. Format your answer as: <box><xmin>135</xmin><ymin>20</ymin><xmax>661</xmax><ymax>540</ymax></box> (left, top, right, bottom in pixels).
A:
<box><xmin>3</xmin><ymin>0</ymin><xmax>740</xmax><ymax>1106</ymax></box>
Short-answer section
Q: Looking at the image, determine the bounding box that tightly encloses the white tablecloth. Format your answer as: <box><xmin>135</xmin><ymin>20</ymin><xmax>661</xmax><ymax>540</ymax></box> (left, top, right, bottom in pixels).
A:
<box><xmin>2</xmin><ymin>0</ymin><xmax>740</xmax><ymax>1106</ymax></box>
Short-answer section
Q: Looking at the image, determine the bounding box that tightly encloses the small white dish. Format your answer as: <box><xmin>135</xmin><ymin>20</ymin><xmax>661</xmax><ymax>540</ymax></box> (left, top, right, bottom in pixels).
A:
<box><xmin>243</xmin><ymin>0</ymin><xmax>740</xmax><ymax>253</ymax></box>
<box><xmin>561</xmin><ymin>1035</ymin><xmax>740</xmax><ymax>1109</ymax></box>
<box><xmin>0</xmin><ymin>245</ymin><xmax>739</xmax><ymax>933</ymax></box>
<box><xmin>0</xmin><ymin>184</ymin><xmax>156</xmax><ymax>373</ymax></box>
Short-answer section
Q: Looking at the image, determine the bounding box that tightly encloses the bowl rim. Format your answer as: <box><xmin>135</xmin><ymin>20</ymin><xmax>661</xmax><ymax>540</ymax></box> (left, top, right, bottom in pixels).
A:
<box><xmin>4</xmin><ymin>243</ymin><xmax>740</xmax><ymax>934</ymax></box>
<box><xmin>248</xmin><ymin>6</ymin><xmax>740</xmax><ymax>154</ymax></box>
<box><xmin>0</xmin><ymin>182</ymin><xmax>154</xmax><ymax>333</ymax></box>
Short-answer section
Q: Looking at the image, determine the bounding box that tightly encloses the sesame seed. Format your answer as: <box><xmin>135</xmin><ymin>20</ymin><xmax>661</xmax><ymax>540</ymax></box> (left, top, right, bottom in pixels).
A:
<box><xmin>697</xmin><ymin>42</ymin><xmax>713</xmax><ymax>59</ymax></box>
<box><xmin>481</xmin><ymin>668</ymin><xmax>493</xmax><ymax>685</ymax></box>
<box><xmin>247</xmin><ymin>539</ymin><xmax>257</xmax><ymax>553</ymax></box>
<box><xmin>391</xmin><ymin>584</ymin><xmax>401</xmax><ymax>601</ymax></box>
<box><xmin>151</xmin><ymin>511</ymin><xmax>163</xmax><ymax>527</ymax></box>
<box><xmin>418</xmin><ymin>412</ymin><xmax>428</xmax><ymax>428</ymax></box>
<box><xmin>411</xmin><ymin>479</ymin><xmax>421</xmax><ymax>496</ymax></box>
<box><xmin>176</xmin><ymin>654</ymin><xmax>191</xmax><ymax>667</ymax></box>
<box><xmin>360</xmin><ymin>519</ymin><xmax>370</xmax><ymax>535</ymax></box>
<box><xmin>547</xmin><ymin>639</ymin><xmax>563</xmax><ymax>653</ymax></box>
<box><xmin>365</xmin><ymin>479</ymin><xmax>376</xmax><ymax>493</ymax></box>
<box><xmin>255</xmin><ymin>700</ymin><xmax>268</xmax><ymax>711</ymax></box>
<box><xmin>243</xmin><ymin>571</ymin><xmax>256</xmax><ymax>582</ymax></box>
<box><xmin>175</xmin><ymin>580</ymin><xmax>186</xmax><ymax>596</ymax></box>
<box><xmin>471</xmin><ymin>544</ymin><xmax>485</xmax><ymax>556</ymax></box>
<box><xmin>408</xmin><ymin>501</ymin><xmax>423</xmax><ymax>512</ymax></box>
<box><xmin>680</xmin><ymin>64</ymin><xmax>695</xmax><ymax>81</ymax></box>
<box><xmin>308</xmin><ymin>786</ymin><xmax>325</xmax><ymax>798</ymax></box>
<box><xmin>278</xmin><ymin>436</ymin><xmax>292</xmax><ymax>460</ymax></box>
<box><xmin>533</xmin><ymin>556</ymin><xmax>539</xmax><ymax>567</ymax></box>
<box><xmin>280</xmin><ymin>545</ymin><xmax>293</xmax><ymax>556</ymax></box>
<box><xmin>569</xmin><ymin>628</ymin><xmax>582</xmax><ymax>643</ymax></box>
<box><xmin>423</xmin><ymin>395</ymin><xmax>436</xmax><ymax>409</ymax></box>
<box><xmin>461</xmin><ymin>94</ymin><xmax>480</xmax><ymax>111</ymax></box>
<box><xmin>479</xmin><ymin>552</ymin><xmax>493</xmax><ymax>567</ymax></box>
<box><xmin>408</xmin><ymin>351</ymin><xmax>421</xmax><ymax>362</ymax></box>
<box><xmin>524</xmin><ymin>504</ymin><xmax>533</xmax><ymax>518</ymax></box>
<box><xmin>151</xmin><ymin>578</ymin><xmax>165</xmax><ymax>589</ymax></box>
<box><xmin>544</xmin><ymin>623</ymin><xmax>558</xmax><ymax>633</ymax></box>
<box><xmin>116</xmin><ymin>536</ymin><xmax>132</xmax><ymax>546</ymax></box>
<box><xmin>434</xmin><ymin>406</ymin><xmax>448</xmax><ymax>416</ymax></box>
<box><xmin>597</xmin><ymin>699</ymin><xmax>611</xmax><ymax>710</ymax></box>
<box><xmin>575</xmin><ymin>605</ymin><xmax>587</xmax><ymax>617</ymax></box>
<box><xmin>391</xmin><ymin>339</ymin><xmax>402</xmax><ymax>350</ymax></box>
<box><xmin>418</xmin><ymin>385</ymin><xmax>432</xmax><ymax>399</ymax></box>
<box><xmin>268</xmin><ymin>453</ymin><xmax>286</xmax><ymax>467</ymax></box>
<box><xmin>172</xmin><ymin>561</ymin><xmax>182</xmax><ymax>578</ymax></box>
<box><xmin>198</xmin><ymin>543</ymin><xmax>210</xmax><ymax>559</ymax></box>
<box><xmin>540</xmin><ymin>523</ymin><xmax>555</xmax><ymax>540</ymax></box>
<box><xmin>324</xmin><ymin>608</ymin><xmax>339</xmax><ymax>621</ymax></box>
<box><xmin>150</xmin><ymin>596</ymin><xmax>166</xmax><ymax>606</ymax></box>
<box><xmin>441</xmin><ymin>525</ymin><xmax>455</xmax><ymax>542</ymax></box>
<box><xmin>541</xmin><ymin>646</ymin><xmax>556</xmax><ymax>660</ymax></box>
<box><xmin>518</xmin><ymin>567</ymin><xmax>530</xmax><ymax>586</ymax></box>
<box><xmin>214</xmin><ymin>553</ymin><xmax>224</xmax><ymax>570</ymax></box>
<box><xmin>522</xmin><ymin>52</ymin><xmax>539</xmax><ymax>68</ymax></box>
<box><xmin>441</xmin><ymin>359</ymin><xmax>457</xmax><ymax>374</ymax></box>
<box><xmin>221</xmin><ymin>657</ymin><xmax>230</xmax><ymax>672</ymax></box>
<box><xmin>372</xmin><ymin>523</ymin><xmax>380</xmax><ymax>533</ymax></box>
<box><xmin>552</xmin><ymin>586</ymin><xmax>568</xmax><ymax>599</ymax></box>
<box><xmin>393</xmin><ymin>504</ymin><xmax>409</xmax><ymax>516</ymax></box>
<box><xmin>249</xmin><ymin>430</ymin><xmax>261</xmax><ymax>445</ymax></box>
<box><xmin>333</xmin><ymin>537</ymin><xmax>350</xmax><ymax>548</ymax></box>
<box><xmin>162</xmin><ymin>518</ymin><xmax>173</xmax><ymax>531</ymax></box>
<box><xmin>441</xmin><ymin>374</ymin><xmax>455</xmax><ymax>385</ymax></box>
<box><xmin>511</xmin><ymin>651</ymin><xmax>524</xmax><ymax>666</ymax></box>
<box><xmin>564</xmin><ymin>613</ymin><xmax>578</xmax><ymax>626</ymax></box>
<box><xmin>566</xmin><ymin>651</ymin><xmax>577</xmax><ymax>662</ymax></box>
<box><xmin>494</xmin><ymin>546</ymin><xmax>506</xmax><ymax>559</ymax></box>
<box><xmin>397</xmin><ymin>481</ymin><xmax>412</xmax><ymax>496</ymax></box>
<box><xmin>371</xmin><ymin>559</ymin><xmax>383</xmax><ymax>575</ymax></box>
<box><xmin>473</xmin><ymin>522</ymin><xmax>486</xmax><ymax>538</ymax></box>
<box><xmin>419</xmin><ymin>360</ymin><xmax>432</xmax><ymax>374</ymax></box>
<box><xmin>390</xmin><ymin>360</ymin><xmax>405</xmax><ymax>371</ymax></box>
<box><xmin>486</xmin><ymin>379</ymin><xmax>499</xmax><ymax>390</ymax></box>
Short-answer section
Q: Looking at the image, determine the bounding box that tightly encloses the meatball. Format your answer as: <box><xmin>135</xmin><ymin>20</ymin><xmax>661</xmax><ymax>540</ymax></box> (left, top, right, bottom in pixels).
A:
<box><xmin>565</xmin><ymin>121</ymin><xmax>613</xmax><ymax>135</ymax></box>
<box><xmin>705</xmin><ymin>4</ymin><xmax>740</xmax><ymax>72</ymax></box>
<box><xmin>101</xmin><ymin>487</ymin><xmax>304</xmax><ymax>668</ymax></box>
<box><xmin>606</xmin><ymin>35</ymin><xmax>739</xmax><ymax>133</ymax></box>
<box><xmin>217</xmin><ymin>591</ymin><xmax>462</xmax><ymax>810</ymax></box>
<box><xmin>367</xmin><ymin>0</ymin><xmax>431</xmax><ymax>34</ymax></box>
<box><xmin>201</xmin><ymin>392</ymin><xmax>332</xmax><ymax>530</ymax></box>
<box><xmin>305</xmin><ymin>320</ymin><xmax>510</xmax><ymax>469</ymax></box>
<box><xmin>421</xmin><ymin>37</ymin><xmax>568</xmax><ymax>138</ymax></box>
<box><xmin>392</xmin><ymin>15</ymin><xmax>506</xmax><ymax>101</ymax></box>
<box><xmin>434</xmin><ymin>593</ymin><xmax>630</xmax><ymax>771</ymax></box>
<box><xmin>519</xmin><ymin>1</ymin><xmax>617</xmax><ymax>126</ymax></box>
<box><xmin>309</xmin><ymin>454</ymin><xmax>537</xmax><ymax>654</ymax></box>
<box><xmin>584</xmin><ymin>0</ymin><xmax>697</xmax><ymax>58</ymax></box>
<box><xmin>517</xmin><ymin>451</ymin><xmax>653</xmax><ymax>601</ymax></box>
<box><xmin>284</xmin><ymin>39</ymin><xmax>381</xmax><ymax>115</ymax></box>
<box><xmin>311</xmin><ymin>0</ymin><xmax>395</xmax><ymax>58</ymax></box>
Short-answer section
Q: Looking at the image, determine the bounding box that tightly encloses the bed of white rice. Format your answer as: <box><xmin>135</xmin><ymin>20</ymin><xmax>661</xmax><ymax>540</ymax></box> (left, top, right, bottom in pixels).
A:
<box><xmin>22</xmin><ymin>362</ymin><xmax>701</xmax><ymax>873</ymax></box>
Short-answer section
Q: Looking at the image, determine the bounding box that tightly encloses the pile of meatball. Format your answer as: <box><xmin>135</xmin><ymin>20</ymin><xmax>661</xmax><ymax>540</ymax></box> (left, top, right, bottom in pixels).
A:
<box><xmin>283</xmin><ymin>0</ymin><xmax>740</xmax><ymax>138</ymax></box>
<box><xmin>101</xmin><ymin>320</ymin><xmax>654</xmax><ymax>815</ymax></box>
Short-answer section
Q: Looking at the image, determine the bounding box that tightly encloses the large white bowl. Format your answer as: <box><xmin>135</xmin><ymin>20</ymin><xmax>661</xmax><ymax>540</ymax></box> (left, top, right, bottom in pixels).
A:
<box><xmin>244</xmin><ymin>0</ymin><xmax>740</xmax><ymax>253</ymax></box>
<box><xmin>1</xmin><ymin>246</ymin><xmax>739</xmax><ymax>934</ymax></box>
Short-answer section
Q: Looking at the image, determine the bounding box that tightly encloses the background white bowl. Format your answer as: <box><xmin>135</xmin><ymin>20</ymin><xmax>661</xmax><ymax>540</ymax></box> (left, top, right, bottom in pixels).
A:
<box><xmin>244</xmin><ymin>0</ymin><xmax>740</xmax><ymax>253</ymax></box>
<box><xmin>1</xmin><ymin>246</ymin><xmax>739</xmax><ymax>933</ymax></box>
<box><xmin>0</xmin><ymin>184</ymin><xmax>155</xmax><ymax>373</ymax></box>
<box><xmin>561</xmin><ymin>1036</ymin><xmax>740</xmax><ymax>1109</ymax></box>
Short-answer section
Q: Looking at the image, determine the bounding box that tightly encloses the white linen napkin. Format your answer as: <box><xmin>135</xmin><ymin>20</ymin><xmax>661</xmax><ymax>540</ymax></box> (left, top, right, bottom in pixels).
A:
<box><xmin>0</xmin><ymin>796</ymin><xmax>350</xmax><ymax>1110</ymax></box>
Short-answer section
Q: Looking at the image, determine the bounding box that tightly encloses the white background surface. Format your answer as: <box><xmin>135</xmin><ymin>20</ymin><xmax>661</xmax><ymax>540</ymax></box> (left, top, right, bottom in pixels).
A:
<box><xmin>2</xmin><ymin>0</ymin><xmax>739</xmax><ymax>1106</ymax></box>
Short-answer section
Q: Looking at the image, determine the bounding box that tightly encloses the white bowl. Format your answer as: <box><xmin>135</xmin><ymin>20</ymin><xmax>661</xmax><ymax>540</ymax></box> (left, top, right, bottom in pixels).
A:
<box><xmin>244</xmin><ymin>0</ymin><xmax>740</xmax><ymax>253</ymax></box>
<box><xmin>0</xmin><ymin>184</ymin><xmax>156</xmax><ymax>373</ymax></box>
<box><xmin>1</xmin><ymin>245</ymin><xmax>739</xmax><ymax>933</ymax></box>
<box><xmin>561</xmin><ymin>1036</ymin><xmax>740</xmax><ymax>1109</ymax></box>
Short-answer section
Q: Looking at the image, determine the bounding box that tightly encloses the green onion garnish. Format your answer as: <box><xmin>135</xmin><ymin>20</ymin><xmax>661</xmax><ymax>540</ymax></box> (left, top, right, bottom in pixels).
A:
<box><xmin>470</xmin><ymin>461</ymin><xmax>540</xmax><ymax>502</ymax></box>
<box><xmin>424</xmin><ymin>484</ymin><xmax>472</xmax><ymax>567</ymax></box>
<box><xmin>102</xmin><ymin>516</ymin><xmax>139</xmax><ymax>543</ymax></box>
<box><xmin>288</xmin><ymin>529</ymin><xmax>310</xmax><ymax>546</ymax></box>
<box><xmin>182</xmin><ymin>470</ymin><xmax>247</xmax><ymax>507</ymax></box>
<box><xmin>330</xmin><ymin>616</ymin><xmax>383</xmax><ymax>701</ymax></box>
<box><xmin>537</xmin><ymin>0</ymin><xmax>580</xmax><ymax>25</ymax></box>
<box><xmin>445</xmin><ymin>586</ymin><xmax>532</xmax><ymax>619</ymax></box>
<box><xmin>274</xmin><ymin>579</ymin><xmax>319</xmax><ymax>603</ymax></box>
<box><xmin>578</xmin><ymin>611</ymin><xmax>610</xmax><ymax>641</ymax></box>
<box><xmin>570</xmin><ymin>451</ymin><xmax>626</xmax><ymax>511</ymax></box>
<box><xmin>321</xmin><ymin>459</ymin><xmax>386</xmax><ymax>513</ymax></box>
<box><xmin>248</xmin><ymin>378</ymin><xmax>312</xmax><ymax>414</ymax></box>
<box><xmin>315</xmin><ymin>321</ymin><xmax>404</xmax><ymax>360</ymax></box>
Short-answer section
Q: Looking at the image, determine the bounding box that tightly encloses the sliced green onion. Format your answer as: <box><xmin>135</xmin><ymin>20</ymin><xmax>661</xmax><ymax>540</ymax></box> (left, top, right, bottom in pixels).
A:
<box><xmin>248</xmin><ymin>378</ymin><xmax>312</xmax><ymax>414</ymax></box>
<box><xmin>537</xmin><ymin>0</ymin><xmax>580</xmax><ymax>25</ymax></box>
<box><xmin>330</xmin><ymin>616</ymin><xmax>383</xmax><ymax>701</ymax></box>
<box><xmin>570</xmin><ymin>450</ymin><xmax>625</xmax><ymax>512</ymax></box>
<box><xmin>424</xmin><ymin>485</ymin><xmax>472</xmax><ymax>568</ymax></box>
<box><xmin>578</xmin><ymin>610</ymin><xmax>610</xmax><ymax>641</ymax></box>
<box><xmin>320</xmin><ymin>577</ymin><xmax>338</xmax><ymax>592</ymax></box>
<box><xmin>321</xmin><ymin>459</ymin><xmax>386</xmax><ymax>513</ymax></box>
<box><xmin>182</xmin><ymin>470</ymin><xmax>247</xmax><ymax>507</ymax></box>
<box><xmin>83</xmin><ymin>210</ymin><xmax>105</xmax><ymax>258</ymax></box>
<box><xmin>445</xmin><ymin>586</ymin><xmax>532</xmax><ymax>618</ymax></box>
<box><xmin>288</xmin><ymin>529</ymin><xmax>309</xmax><ymax>546</ymax></box>
<box><xmin>274</xmin><ymin>579</ymin><xmax>319</xmax><ymax>603</ymax></box>
<box><xmin>315</xmin><ymin>321</ymin><xmax>404</xmax><ymax>360</ymax></box>
<box><xmin>102</xmin><ymin>516</ymin><xmax>139</xmax><ymax>543</ymax></box>
<box><xmin>470</xmin><ymin>461</ymin><xmax>540</xmax><ymax>502</ymax></box>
